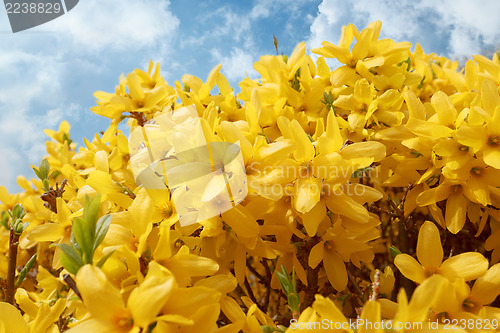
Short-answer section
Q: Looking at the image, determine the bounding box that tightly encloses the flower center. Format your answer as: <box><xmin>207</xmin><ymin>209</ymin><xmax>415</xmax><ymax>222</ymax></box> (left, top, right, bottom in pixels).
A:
<box><xmin>111</xmin><ymin>309</ymin><xmax>134</xmax><ymax>331</ymax></box>
<box><xmin>488</xmin><ymin>135</ymin><xmax>500</xmax><ymax>147</ymax></box>
<box><xmin>458</xmin><ymin>145</ymin><xmax>469</xmax><ymax>152</ymax></box>
<box><xmin>470</xmin><ymin>167</ymin><xmax>483</xmax><ymax>176</ymax></box>
<box><xmin>161</xmin><ymin>202</ymin><xmax>173</xmax><ymax>219</ymax></box>
<box><xmin>324</xmin><ymin>240</ymin><xmax>335</xmax><ymax>252</ymax></box>
<box><xmin>424</xmin><ymin>266</ymin><xmax>440</xmax><ymax>278</ymax></box>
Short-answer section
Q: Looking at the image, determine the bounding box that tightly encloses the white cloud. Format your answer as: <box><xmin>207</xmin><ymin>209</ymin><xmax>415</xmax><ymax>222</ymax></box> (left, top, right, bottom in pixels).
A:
<box><xmin>308</xmin><ymin>0</ymin><xmax>500</xmax><ymax>60</ymax></box>
<box><xmin>211</xmin><ymin>47</ymin><xmax>258</xmax><ymax>83</ymax></box>
<box><xmin>47</xmin><ymin>0</ymin><xmax>179</xmax><ymax>52</ymax></box>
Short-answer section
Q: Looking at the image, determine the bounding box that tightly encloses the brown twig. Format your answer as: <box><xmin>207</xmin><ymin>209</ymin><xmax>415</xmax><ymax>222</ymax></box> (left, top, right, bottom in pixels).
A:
<box><xmin>129</xmin><ymin>111</ymin><xmax>147</xmax><ymax>127</ymax></box>
<box><xmin>63</xmin><ymin>274</ymin><xmax>81</xmax><ymax>299</ymax></box>
<box><xmin>370</xmin><ymin>270</ymin><xmax>381</xmax><ymax>301</ymax></box>
<box><xmin>261</xmin><ymin>259</ymin><xmax>272</xmax><ymax>314</ymax></box>
<box><xmin>347</xmin><ymin>269</ymin><xmax>367</xmax><ymax>305</ymax></box>
<box><xmin>5</xmin><ymin>229</ymin><xmax>20</xmax><ymax>305</ymax></box>
<box><xmin>244</xmin><ymin>277</ymin><xmax>259</xmax><ymax>306</ymax></box>
<box><xmin>41</xmin><ymin>179</ymin><xmax>67</xmax><ymax>213</ymax></box>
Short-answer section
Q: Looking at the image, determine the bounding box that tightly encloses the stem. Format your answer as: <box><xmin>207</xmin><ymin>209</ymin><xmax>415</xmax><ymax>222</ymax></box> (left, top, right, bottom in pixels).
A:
<box><xmin>370</xmin><ymin>270</ymin><xmax>380</xmax><ymax>301</ymax></box>
<box><xmin>63</xmin><ymin>274</ymin><xmax>81</xmax><ymax>299</ymax></box>
<box><xmin>6</xmin><ymin>229</ymin><xmax>20</xmax><ymax>305</ymax></box>
<box><xmin>261</xmin><ymin>259</ymin><xmax>272</xmax><ymax>314</ymax></box>
<box><xmin>347</xmin><ymin>268</ymin><xmax>367</xmax><ymax>304</ymax></box>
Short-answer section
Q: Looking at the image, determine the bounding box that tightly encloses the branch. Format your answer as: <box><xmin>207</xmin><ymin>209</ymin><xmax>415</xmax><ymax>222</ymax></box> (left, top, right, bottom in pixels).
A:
<box><xmin>5</xmin><ymin>229</ymin><xmax>20</xmax><ymax>305</ymax></box>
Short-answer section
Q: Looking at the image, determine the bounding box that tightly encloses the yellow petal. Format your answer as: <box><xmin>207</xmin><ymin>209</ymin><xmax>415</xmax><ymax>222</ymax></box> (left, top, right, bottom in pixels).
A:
<box><xmin>302</xmin><ymin>201</ymin><xmax>326</xmax><ymax>237</ymax></box>
<box><xmin>166</xmin><ymin>252</ymin><xmax>219</xmax><ymax>279</ymax></box>
<box><xmin>402</xmin><ymin>89</ymin><xmax>426</xmax><ymax>119</ymax></box>
<box><xmin>456</xmin><ymin>126</ymin><xmax>486</xmax><ymax>152</ymax></box>
<box><xmin>416</xmin><ymin>221</ymin><xmax>443</xmax><ymax>271</ymax></box>
<box><xmin>308</xmin><ymin>242</ymin><xmax>324</xmax><ymax>269</ymax></box>
<box><xmin>86</xmin><ymin>170</ymin><xmax>121</xmax><ymax>194</ymax></box>
<box><xmin>431</xmin><ymin>91</ymin><xmax>457</xmax><ymax>127</ymax></box>
<box><xmin>470</xmin><ymin>263</ymin><xmax>500</xmax><ymax>305</ymax></box>
<box><xmin>194</xmin><ymin>274</ymin><xmax>237</xmax><ymax>294</ymax></box>
<box><xmin>127</xmin><ymin>72</ymin><xmax>144</xmax><ymax>102</ymax></box>
<box><xmin>75</xmin><ymin>265</ymin><xmax>126</xmax><ymax>322</ymax></box>
<box><xmin>325</xmin><ymin>189</ymin><xmax>369</xmax><ymax>223</ymax></box>
<box><xmin>128</xmin><ymin>262</ymin><xmax>175</xmax><ymax>327</ymax></box>
<box><xmin>294</xmin><ymin>177</ymin><xmax>321</xmax><ymax>214</ymax></box>
<box><xmin>445</xmin><ymin>193</ymin><xmax>467</xmax><ymax>234</ymax></box>
<box><xmin>481</xmin><ymin>79</ymin><xmax>500</xmax><ymax>115</ymax></box>
<box><xmin>359</xmin><ymin>300</ymin><xmax>382</xmax><ymax>333</ymax></box>
<box><xmin>408</xmin><ymin>275</ymin><xmax>446</xmax><ymax>322</ymax></box>
<box><xmin>221</xmin><ymin>205</ymin><xmax>260</xmax><ymax>248</ymax></box>
<box><xmin>394</xmin><ymin>254</ymin><xmax>425</xmax><ymax>284</ymax></box>
<box><xmin>440</xmin><ymin>252</ymin><xmax>488</xmax><ymax>281</ymax></box>
<box><xmin>340</xmin><ymin>141</ymin><xmax>386</xmax><ymax>165</ymax></box>
<box><xmin>312</xmin><ymin>41</ymin><xmax>351</xmax><ymax>63</ymax></box>
<box><xmin>0</xmin><ymin>302</ymin><xmax>28</xmax><ymax>333</ymax></box>
<box><xmin>483</xmin><ymin>147</ymin><xmax>500</xmax><ymax>169</ymax></box>
<box><xmin>317</xmin><ymin>111</ymin><xmax>343</xmax><ymax>154</ymax></box>
<box><xmin>311</xmin><ymin>295</ymin><xmax>348</xmax><ymax>324</ymax></box>
<box><xmin>290</xmin><ymin>120</ymin><xmax>315</xmax><ymax>163</ymax></box>
<box><xmin>27</xmin><ymin>223</ymin><xmax>64</xmax><ymax>242</ymax></box>
<box><xmin>323</xmin><ymin>250</ymin><xmax>347</xmax><ymax>291</ymax></box>
<box><xmin>416</xmin><ymin>184</ymin><xmax>451</xmax><ymax>206</ymax></box>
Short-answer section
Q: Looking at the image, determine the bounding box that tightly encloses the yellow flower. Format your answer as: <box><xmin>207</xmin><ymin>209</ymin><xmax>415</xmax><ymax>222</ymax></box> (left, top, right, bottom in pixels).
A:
<box><xmin>0</xmin><ymin>302</ymin><xmax>29</xmax><ymax>333</ymax></box>
<box><xmin>69</xmin><ymin>262</ymin><xmax>176</xmax><ymax>332</ymax></box>
<box><xmin>394</xmin><ymin>221</ymin><xmax>488</xmax><ymax>284</ymax></box>
<box><xmin>286</xmin><ymin>294</ymin><xmax>352</xmax><ymax>332</ymax></box>
<box><xmin>456</xmin><ymin>86</ymin><xmax>500</xmax><ymax>169</ymax></box>
<box><xmin>308</xmin><ymin>221</ymin><xmax>376</xmax><ymax>291</ymax></box>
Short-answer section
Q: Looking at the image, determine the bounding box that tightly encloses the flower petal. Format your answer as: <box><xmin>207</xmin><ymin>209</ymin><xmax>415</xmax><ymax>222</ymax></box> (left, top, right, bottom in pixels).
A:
<box><xmin>294</xmin><ymin>177</ymin><xmax>321</xmax><ymax>214</ymax></box>
<box><xmin>0</xmin><ymin>302</ymin><xmax>28</xmax><ymax>333</ymax></box>
<box><xmin>440</xmin><ymin>252</ymin><xmax>488</xmax><ymax>281</ymax></box>
<box><xmin>323</xmin><ymin>250</ymin><xmax>348</xmax><ymax>291</ymax></box>
<box><xmin>128</xmin><ymin>262</ymin><xmax>175</xmax><ymax>327</ymax></box>
<box><xmin>470</xmin><ymin>263</ymin><xmax>500</xmax><ymax>305</ymax></box>
<box><xmin>445</xmin><ymin>193</ymin><xmax>467</xmax><ymax>234</ymax></box>
<box><xmin>302</xmin><ymin>201</ymin><xmax>327</xmax><ymax>237</ymax></box>
<box><xmin>308</xmin><ymin>242</ymin><xmax>325</xmax><ymax>269</ymax></box>
<box><xmin>416</xmin><ymin>221</ymin><xmax>443</xmax><ymax>270</ymax></box>
<box><xmin>75</xmin><ymin>265</ymin><xmax>126</xmax><ymax>322</ymax></box>
<box><xmin>394</xmin><ymin>254</ymin><xmax>425</xmax><ymax>284</ymax></box>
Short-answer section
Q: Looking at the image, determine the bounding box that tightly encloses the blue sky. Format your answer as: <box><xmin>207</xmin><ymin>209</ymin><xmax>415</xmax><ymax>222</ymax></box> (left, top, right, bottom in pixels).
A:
<box><xmin>0</xmin><ymin>0</ymin><xmax>499</xmax><ymax>192</ymax></box>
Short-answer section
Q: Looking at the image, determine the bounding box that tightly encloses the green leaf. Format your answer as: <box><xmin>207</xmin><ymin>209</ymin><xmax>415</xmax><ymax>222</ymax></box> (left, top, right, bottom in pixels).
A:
<box><xmin>276</xmin><ymin>265</ymin><xmax>293</xmax><ymax>295</ymax></box>
<box><xmin>16</xmin><ymin>254</ymin><xmax>37</xmax><ymax>287</ymax></box>
<box><xmin>83</xmin><ymin>194</ymin><xmax>101</xmax><ymax>230</ymax></box>
<box><xmin>57</xmin><ymin>244</ymin><xmax>83</xmax><ymax>275</ymax></box>
<box><xmin>96</xmin><ymin>250</ymin><xmax>115</xmax><ymax>268</ymax></box>
<box><xmin>93</xmin><ymin>214</ymin><xmax>112</xmax><ymax>252</ymax></box>
<box><xmin>42</xmin><ymin>179</ymin><xmax>50</xmax><ymax>191</ymax></box>
<box><xmin>72</xmin><ymin>218</ymin><xmax>93</xmax><ymax>264</ymax></box>
<box><xmin>32</xmin><ymin>167</ymin><xmax>42</xmax><ymax>180</ymax></box>
<box><xmin>288</xmin><ymin>293</ymin><xmax>300</xmax><ymax>312</ymax></box>
<box><xmin>389</xmin><ymin>245</ymin><xmax>402</xmax><ymax>259</ymax></box>
<box><xmin>12</xmin><ymin>204</ymin><xmax>25</xmax><ymax>219</ymax></box>
<box><xmin>39</xmin><ymin>159</ymin><xmax>50</xmax><ymax>180</ymax></box>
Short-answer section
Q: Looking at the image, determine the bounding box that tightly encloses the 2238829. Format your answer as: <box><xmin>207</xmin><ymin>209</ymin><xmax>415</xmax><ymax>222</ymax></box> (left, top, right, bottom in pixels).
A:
<box><xmin>5</xmin><ymin>2</ymin><xmax>62</xmax><ymax>14</ymax></box>
<box><xmin>442</xmin><ymin>318</ymin><xmax>499</xmax><ymax>330</ymax></box>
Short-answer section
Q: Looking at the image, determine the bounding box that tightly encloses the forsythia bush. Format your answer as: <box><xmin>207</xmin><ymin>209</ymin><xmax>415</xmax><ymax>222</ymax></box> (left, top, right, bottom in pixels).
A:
<box><xmin>1</xmin><ymin>21</ymin><xmax>500</xmax><ymax>332</ymax></box>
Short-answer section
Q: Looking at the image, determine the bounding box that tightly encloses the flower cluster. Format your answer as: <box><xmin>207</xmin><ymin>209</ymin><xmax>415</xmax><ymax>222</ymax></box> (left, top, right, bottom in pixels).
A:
<box><xmin>0</xmin><ymin>21</ymin><xmax>499</xmax><ymax>332</ymax></box>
